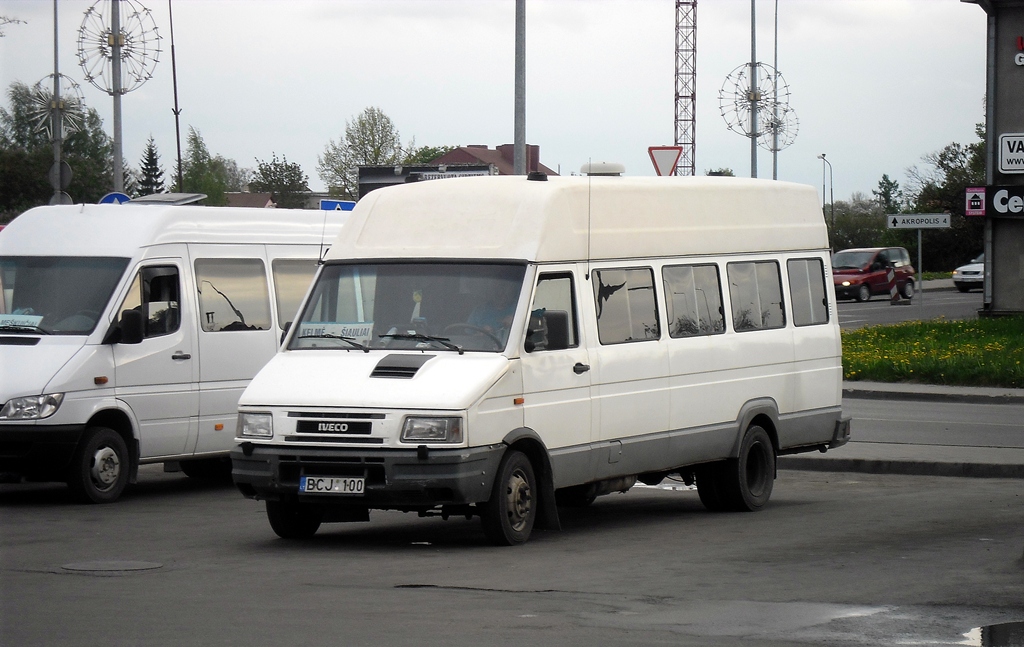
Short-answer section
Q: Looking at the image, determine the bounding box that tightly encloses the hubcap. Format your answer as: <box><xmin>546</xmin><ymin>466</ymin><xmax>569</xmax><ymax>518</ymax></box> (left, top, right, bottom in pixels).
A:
<box><xmin>505</xmin><ymin>468</ymin><xmax>532</xmax><ymax>532</ymax></box>
<box><xmin>90</xmin><ymin>446</ymin><xmax>121</xmax><ymax>490</ymax></box>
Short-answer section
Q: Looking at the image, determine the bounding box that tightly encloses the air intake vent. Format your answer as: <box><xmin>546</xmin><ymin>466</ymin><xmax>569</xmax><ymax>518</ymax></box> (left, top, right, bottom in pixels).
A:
<box><xmin>370</xmin><ymin>354</ymin><xmax>435</xmax><ymax>379</ymax></box>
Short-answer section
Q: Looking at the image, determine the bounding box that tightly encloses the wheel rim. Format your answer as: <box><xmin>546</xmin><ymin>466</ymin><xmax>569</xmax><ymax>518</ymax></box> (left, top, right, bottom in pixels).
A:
<box><xmin>744</xmin><ymin>442</ymin><xmax>770</xmax><ymax>497</ymax></box>
<box><xmin>505</xmin><ymin>467</ymin><xmax>532</xmax><ymax>532</ymax></box>
<box><xmin>90</xmin><ymin>446</ymin><xmax>121</xmax><ymax>491</ymax></box>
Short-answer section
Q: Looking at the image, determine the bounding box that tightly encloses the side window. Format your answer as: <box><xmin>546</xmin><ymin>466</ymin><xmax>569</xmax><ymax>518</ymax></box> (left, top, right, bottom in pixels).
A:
<box><xmin>272</xmin><ymin>259</ymin><xmax>319</xmax><ymax>328</ymax></box>
<box><xmin>787</xmin><ymin>258</ymin><xmax>829</xmax><ymax>327</ymax></box>
<box><xmin>195</xmin><ymin>258</ymin><xmax>271</xmax><ymax>332</ymax></box>
<box><xmin>662</xmin><ymin>264</ymin><xmax>725</xmax><ymax>337</ymax></box>
<box><xmin>592</xmin><ymin>267</ymin><xmax>660</xmax><ymax>344</ymax></box>
<box><xmin>525</xmin><ymin>273</ymin><xmax>578</xmax><ymax>352</ymax></box>
<box><xmin>117</xmin><ymin>266</ymin><xmax>181</xmax><ymax>338</ymax></box>
<box><xmin>727</xmin><ymin>261</ymin><xmax>785</xmax><ymax>332</ymax></box>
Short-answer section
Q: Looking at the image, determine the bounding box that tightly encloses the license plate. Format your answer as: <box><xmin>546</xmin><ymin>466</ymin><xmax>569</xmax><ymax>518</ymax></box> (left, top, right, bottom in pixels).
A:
<box><xmin>299</xmin><ymin>476</ymin><xmax>365</xmax><ymax>495</ymax></box>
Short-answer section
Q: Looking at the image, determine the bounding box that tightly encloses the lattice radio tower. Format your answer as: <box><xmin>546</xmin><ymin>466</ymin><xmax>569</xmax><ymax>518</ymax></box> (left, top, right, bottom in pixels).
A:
<box><xmin>674</xmin><ymin>1</ymin><xmax>696</xmax><ymax>176</ymax></box>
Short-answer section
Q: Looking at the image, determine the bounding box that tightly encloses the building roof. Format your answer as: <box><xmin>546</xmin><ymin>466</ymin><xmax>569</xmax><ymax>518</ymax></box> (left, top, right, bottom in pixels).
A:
<box><xmin>226</xmin><ymin>192</ymin><xmax>276</xmax><ymax>208</ymax></box>
<box><xmin>430</xmin><ymin>144</ymin><xmax>558</xmax><ymax>176</ymax></box>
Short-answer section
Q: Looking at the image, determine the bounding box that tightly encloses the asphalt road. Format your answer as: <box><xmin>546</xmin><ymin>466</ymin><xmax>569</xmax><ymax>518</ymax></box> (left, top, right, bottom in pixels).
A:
<box><xmin>1</xmin><ymin>466</ymin><xmax>1022</xmax><ymax>647</ymax></box>
<box><xmin>837</xmin><ymin>287</ymin><xmax>983</xmax><ymax>329</ymax></box>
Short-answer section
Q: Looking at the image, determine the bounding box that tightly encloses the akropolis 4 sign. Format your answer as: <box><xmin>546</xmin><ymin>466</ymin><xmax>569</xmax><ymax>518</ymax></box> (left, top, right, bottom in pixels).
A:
<box><xmin>963</xmin><ymin>185</ymin><xmax>1024</xmax><ymax>217</ymax></box>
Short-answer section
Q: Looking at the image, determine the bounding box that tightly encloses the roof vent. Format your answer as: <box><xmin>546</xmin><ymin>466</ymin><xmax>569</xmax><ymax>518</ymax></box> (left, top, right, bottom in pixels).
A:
<box><xmin>580</xmin><ymin>162</ymin><xmax>624</xmax><ymax>177</ymax></box>
<box><xmin>527</xmin><ymin>171</ymin><xmax>547</xmax><ymax>181</ymax></box>
<box><xmin>370</xmin><ymin>354</ymin><xmax>435</xmax><ymax>379</ymax></box>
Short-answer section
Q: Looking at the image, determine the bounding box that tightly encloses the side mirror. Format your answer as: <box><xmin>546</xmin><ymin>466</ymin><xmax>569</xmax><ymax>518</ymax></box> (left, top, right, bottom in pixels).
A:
<box><xmin>281</xmin><ymin>321</ymin><xmax>292</xmax><ymax>345</ymax></box>
<box><xmin>120</xmin><ymin>309</ymin><xmax>144</xmax><ymax>345</ymax></box>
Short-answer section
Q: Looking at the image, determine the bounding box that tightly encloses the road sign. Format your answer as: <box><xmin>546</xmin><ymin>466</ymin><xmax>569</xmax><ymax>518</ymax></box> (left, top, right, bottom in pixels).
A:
<box><xmin>998</xmin><ymin>133</ymin><xmax>1024</xmax><ymax>174</ymax></box>
<box><xmin>965</xmin><ymin>187</ymin><xmax>986</xmax><ymax>216</ymax></box>
<box><xmin>48</xmin><ymin>160</ymin><xmax>72</xmax><ymax>190</ymax></box>
<box><xmin>648</xmin><ymin>146</ymin><xmax>683</xmax><ymax>176</ymax></box>
<box><xmin>319</xmin><ymin>199</ymin><xmax>355</xmax><ymax>211</ymax></box>
<box><xmin>886</xmin><ymin>213</ymin><xmax>950</xmax><ymax>229</ymax></box>
<box><xmin>99</xmin><ymin>192</ymin><xmax>131</xmax><ymax>204</ymax></box>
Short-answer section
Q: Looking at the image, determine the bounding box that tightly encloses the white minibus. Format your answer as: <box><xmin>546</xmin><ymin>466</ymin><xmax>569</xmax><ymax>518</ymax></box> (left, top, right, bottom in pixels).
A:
<box><xmin>232</xmin><ymin>175</ymin><xmax>851</xmax><ymax>545</ymax></box>
<box><xmin>0</xmin><ymin>202</ymin><xmax>346</xmax><ymax>502</ymax></box>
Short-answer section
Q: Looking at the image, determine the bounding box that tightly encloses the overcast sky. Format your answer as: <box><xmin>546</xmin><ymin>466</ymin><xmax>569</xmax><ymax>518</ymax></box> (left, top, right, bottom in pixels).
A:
<box><xmin>0</xmin><ymin>0</ymin><xmax>988</xmax><ymax>203</ymax></box>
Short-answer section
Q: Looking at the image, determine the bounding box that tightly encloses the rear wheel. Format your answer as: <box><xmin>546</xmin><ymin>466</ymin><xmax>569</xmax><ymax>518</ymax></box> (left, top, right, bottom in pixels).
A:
<box><xmin>66</xmin><ymin>427</ymin><xmax>130</xmax><ymax>504</ymax></box>
<box><xmin>720</xmin><ymin>425</ymin><xmax>775</xmax><ymax>511</ymax></box>
<box><xmin>901</xmin><ymin>280</ymin><xmax>914</xmax><ymax>299</ymax></box>
<box><xmin>694</xmin><ymin>464</ymin><xmax>727</xmax><ymax>512</ymax></box>
<box><xmin>481</xmin><ymin>450</ymin><xmax>536</xmax><ymax>545</ymax></box>
<box><xmin>266</xmin><ymin>500</ymin><xmax>323</xmax><ymax>539</ymax></box>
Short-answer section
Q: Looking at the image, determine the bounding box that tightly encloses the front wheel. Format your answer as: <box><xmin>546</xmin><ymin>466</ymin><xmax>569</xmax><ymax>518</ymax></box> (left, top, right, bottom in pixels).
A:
<box><xmin>901</xmin><ymin>280</ymin><xmax>914</xmax><ymax>299</ymax></box>
<box><xmin>266</xmin><ymin>500</ymin><xmax>323</xmax><ymax>539</ymax></box>
<box><xmin>481</xmin><ymin>450</ymin><xmax>537</xmax><ymax>545</ymax></box>
<box><xmin>66</xmin><ymin>427</ymin><xmax>130</xmax><ymax>503</ymax></box>
<box><xmin>855</xmin><ymin>284</ymin><xmax>871</xmax><ymax>302</ymax></box>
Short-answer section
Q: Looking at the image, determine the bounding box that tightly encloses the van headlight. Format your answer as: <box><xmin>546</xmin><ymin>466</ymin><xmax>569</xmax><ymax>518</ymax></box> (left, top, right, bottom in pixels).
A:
<box><xmin>401</xmin><ymin>416</ymin><xmax>463</xmax><ymax>443</ymax></box>
<box><xmin>0</xmin><ymin>393</ymin><xmax>64</xmax><ymax>420</ymax></box>
<box><xmin>238</xmin><ymin>412</ymin><xmax>273</xmax><ymax>438</ymax></box>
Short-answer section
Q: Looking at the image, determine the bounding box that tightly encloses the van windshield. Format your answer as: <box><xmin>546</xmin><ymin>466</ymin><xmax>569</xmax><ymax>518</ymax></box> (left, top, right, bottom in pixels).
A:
<box><xmin>290</xmin><ymin>262</ymin><xmax>527</xmax><ymax>353</ymax></box>
<box><xmin>831</xmin><ymin>251</ymin><xmax>875</xmax><ymax>270</ymax></box>
<box><xmin>0</xmin><ymin>256</ymin><xmax>129</xmax><ymax>335</ymax></box>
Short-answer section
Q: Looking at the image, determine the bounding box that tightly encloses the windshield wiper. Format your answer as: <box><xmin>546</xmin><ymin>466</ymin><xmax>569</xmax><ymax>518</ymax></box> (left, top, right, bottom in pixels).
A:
<box><xmin>379</xmin><ymin>333</ymin><xmax>463</xmax><ymax>355</ymax></box>
<box><xmin>0</xmin><ymin>324</ymin><xmax>50</xmax><ymax>335</ymax></box>
<box><xmin>297</xmin><ymin>332</ymin><xmax>369</xmax><ymax>353</ymax></box>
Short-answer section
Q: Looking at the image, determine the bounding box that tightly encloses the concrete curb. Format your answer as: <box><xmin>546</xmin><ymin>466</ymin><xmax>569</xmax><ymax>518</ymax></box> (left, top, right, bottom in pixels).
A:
<box><xmin>843</xmin><ymin>381</ymin><xmax>1024</xmax><ymax>405</ymax></box>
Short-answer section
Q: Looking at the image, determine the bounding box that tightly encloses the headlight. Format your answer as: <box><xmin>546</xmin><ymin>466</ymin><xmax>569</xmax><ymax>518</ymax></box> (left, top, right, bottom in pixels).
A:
<box><xmin>0</xmin><ymin>393</ymin><xmax>64</xmax><ymax>420</ymax></box>
<box><xmin>237</xmin><ymin>412</ymin><xmax>273</xmax><ymax>438</ymax></box>
<box><xmin>401</xmin><ymin>416</ymin><xmax>463</xmax><ymax>443</ymax></box>
<box><xmin>952</xmin><ymin>270</ymin><xmax>960</xmax><ymax>277</ymax></box>
<box><xmin>841</xmin><ymin>281</ymin><xmax>851</xmax><ymax>286</ymax></box>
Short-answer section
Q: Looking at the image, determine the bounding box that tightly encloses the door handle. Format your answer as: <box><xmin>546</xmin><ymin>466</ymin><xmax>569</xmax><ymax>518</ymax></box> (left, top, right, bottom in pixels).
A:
<box><xmin>573</xmin><ymin>362</ymin><xmax>590</xmax><ymax>375</ymax></box>
<box><xmin>171</xmin><ymin>352</ymin><xmax>191</xmax><ymax>360</ymax></box>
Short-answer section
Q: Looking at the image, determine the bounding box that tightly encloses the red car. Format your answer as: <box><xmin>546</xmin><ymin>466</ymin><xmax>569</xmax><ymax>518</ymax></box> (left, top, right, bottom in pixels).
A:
<box><xmin>832</xmin><ymin>247</ymin><xmax>916</xmax><ymax>301</ymax></box>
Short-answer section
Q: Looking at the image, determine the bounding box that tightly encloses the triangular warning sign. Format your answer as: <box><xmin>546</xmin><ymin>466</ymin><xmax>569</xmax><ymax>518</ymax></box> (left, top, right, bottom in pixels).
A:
<box><xmin>648</xmin><ymin>146</ymin><xmax>684</xmax><ymax>176</ymax></box>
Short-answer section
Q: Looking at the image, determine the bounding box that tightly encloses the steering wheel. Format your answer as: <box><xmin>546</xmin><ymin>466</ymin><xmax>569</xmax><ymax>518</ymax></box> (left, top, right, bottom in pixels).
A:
<box><xmin>443</xmin><ymin>323</ymin><xmax>503</xmax><ymax>349</ymax></box>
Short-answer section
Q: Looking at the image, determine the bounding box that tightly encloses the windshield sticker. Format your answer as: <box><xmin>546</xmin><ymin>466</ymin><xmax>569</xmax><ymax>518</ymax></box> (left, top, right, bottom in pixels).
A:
<box><xmin>298</xmin><ymin>322</ymin><xmax>373</xmax><ymax>345</ymax></box>
<box><xmin>1</xmin><ymin>313</ymin><xmax>44</xmax><ymax>328</ymax></box>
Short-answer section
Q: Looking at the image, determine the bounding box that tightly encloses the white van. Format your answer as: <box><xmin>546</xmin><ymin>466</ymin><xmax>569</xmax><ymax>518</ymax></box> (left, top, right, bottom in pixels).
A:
<box><xmin>232</xmin><ymin>175</ymin><xmax>851</xmax><ymax>545</ymax></box>
<box><xmin>0</xmin><ymin>202</ymin><xmax>346</xmax><ymax>502</ymax></box>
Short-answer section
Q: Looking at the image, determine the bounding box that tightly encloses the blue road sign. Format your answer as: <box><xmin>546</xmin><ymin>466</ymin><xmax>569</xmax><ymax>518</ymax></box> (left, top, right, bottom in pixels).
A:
<box><xmin>319</xmin><ymin>199</ymin><xmax>356</xmax><ymax>211</ymax></box>
<box><xmin>99</xmin><ymin>192</ymin><xmax>132</xmax><ymax>204</ymax></box>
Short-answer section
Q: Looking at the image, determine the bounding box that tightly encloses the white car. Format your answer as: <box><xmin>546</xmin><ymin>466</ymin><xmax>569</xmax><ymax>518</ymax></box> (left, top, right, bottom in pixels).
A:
<box><xmin>952</xmin><ymin>253</ymin><xmax>984</xmax><ymax>292</ymax></box>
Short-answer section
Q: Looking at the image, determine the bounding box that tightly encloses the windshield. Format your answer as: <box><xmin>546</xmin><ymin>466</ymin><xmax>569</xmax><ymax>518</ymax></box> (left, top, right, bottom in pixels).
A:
<box><xmin>831</xmin><ymin>251</ymin><xmax>876</xmax><ymax>270</ymax></box>
<box><xmin>289</xmin><ymin>262</ymin><xmax>526</xmax><ymax>353</ymax></box>
<box><xmin>0</xmin><ymin>256</ymin><xmax>129</xmax><ymax>335</ymax></box>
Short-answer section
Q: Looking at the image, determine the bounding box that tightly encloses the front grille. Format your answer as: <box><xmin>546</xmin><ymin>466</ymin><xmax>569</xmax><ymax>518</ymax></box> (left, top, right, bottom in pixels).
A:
<box><xmin>285</xmin><ymin>436</ymin><xmax>383</xmax><ymax>444</ymax></box>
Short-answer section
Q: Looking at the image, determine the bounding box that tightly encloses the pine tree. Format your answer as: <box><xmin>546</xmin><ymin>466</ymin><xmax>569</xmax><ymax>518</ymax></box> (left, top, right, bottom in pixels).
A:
<box><xmin>137</xmin><ymin>135</ymin><xmax>164</xmax><ymax>196</ymax></box>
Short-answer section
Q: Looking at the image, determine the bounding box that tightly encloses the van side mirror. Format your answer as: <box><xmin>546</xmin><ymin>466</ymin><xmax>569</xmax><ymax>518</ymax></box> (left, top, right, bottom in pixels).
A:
<box><xmin>281</xmin><ymin>321</ymin><xmax>292</xmax><ymax>345</ymax></box>
<box><xmin>120</xmin><ymin>309</ymin><xmax>144</xmax><ymax>345</ymax></box>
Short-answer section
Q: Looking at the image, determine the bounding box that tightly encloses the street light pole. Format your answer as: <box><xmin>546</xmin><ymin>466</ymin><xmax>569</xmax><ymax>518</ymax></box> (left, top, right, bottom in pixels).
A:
<box><xmin>817</xmin><ymin>153</ymin><xmax>834</xmax><ymax>235</ymax></box>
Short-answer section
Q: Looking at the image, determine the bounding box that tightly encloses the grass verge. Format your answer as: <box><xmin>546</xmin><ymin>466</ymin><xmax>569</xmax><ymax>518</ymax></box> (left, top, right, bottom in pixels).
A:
<box><xmin>842</xmin><ymin>317</ymin><xmax>1024</xmax><ymax>388</ymax></box>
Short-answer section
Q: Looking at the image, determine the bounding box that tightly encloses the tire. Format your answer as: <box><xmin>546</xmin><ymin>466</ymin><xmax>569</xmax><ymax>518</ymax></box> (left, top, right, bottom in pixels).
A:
<box><xmin>556</xmin><ymin>483</ymin><xmax>598</xmax><ymax>508</ymax></box>
<box><xmin>855</xmin><ymin>284</ymin><xmax>871</xmax><ymax>302</ymax></box>
<box><xmin>266</xmin><ymin>500</ymin><xmax>323</xmax><ymax>539</ymax></box>
<box><xmin>901</xmin><ymin>280</ymin><xmax>914</xmax><ymax>299</ymax></box>
<box><xmin>180</xmin><ymin>457</ymin><xmax>233</xmax><ymax>481</ymax></box>
<box><xmin>66</xmin><ymin>427</ymin><xmax>130</xmax><ymax>504</ymax></box>
<box><xmin>717</xmin><ymin>425</ymin><xmax>776</xmax><ymax>512</ymax></box>
<box><xmin>956</xmin><ymin>283</ymin><xmax>971</xmax><ymax>293</ymax></box>
<box><xmin>481</xmin><ymin>450</ymin><xmax>537</xmax><ymax>546</ymax></box>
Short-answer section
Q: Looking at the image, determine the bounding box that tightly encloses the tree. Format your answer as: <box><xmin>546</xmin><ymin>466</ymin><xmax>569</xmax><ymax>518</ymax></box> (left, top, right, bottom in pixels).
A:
<box><xmin>249</xmin><ymin>153</ymin><xmax>310</xmax><ymax>209</ymax></box>
<box><xmin>872</xmin><ymin>174</ymin><xmax>903</xmax><ymax>215</ymax></box>
<box><xmin>1</xmin><ymin>81</ymin><xmax>112</xmax><ymax>220</ymax></box>
<box><xmin>179</xmin><ymin>126</ymin><xmax>250</xmax><ymax>206</ymax></box>
<box><xmin>705</xmin><ymin>168</ymin><xmax>735</xmax><ymax>176</ymax></box>
<box><xmin>825</xmin><ymin>192</ymin><xmax>887</xmax><ymax>251</ymax></box>
<box><xmin>405</xmin><ymin>145</ymin><xmax>457</xmax><ymax>164</ymax></box>
<box><xmin>137</xmin><ymin>135</ymin><xmax>165</xmax><ymax>196</ymax></box>
<box><xmin>317</xmin><ymin>107</ymin><xmax>410</xmax><ymax>199</ymax></box>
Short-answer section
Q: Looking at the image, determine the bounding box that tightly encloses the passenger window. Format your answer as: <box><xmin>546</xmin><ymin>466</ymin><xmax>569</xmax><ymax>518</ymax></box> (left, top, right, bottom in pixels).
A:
<box><xmin>727</xmin><ymin>261</ymin><xmax>785</xmax><ymax>332</ymax></box>
<box><xmin>195</xmin><ymin>258</ymin><xmax>271</xmax><ymax>332</ymax></box>
<box><xmin>525</xmin><ymin>273</ymin><xmax>579</xmax><ymax>352</ymax></box>
<box><xmin>662</xmin><ymin>264</ymin><xmax>725</xmax><ymax>337</ymax></box>
<box><xmin>118</xmin><ymin>266</ymin><xmax>181</xmax><ymax>338</ymax></box>
<box><xmin>787</xmin><ymin>258</ymin><xmax>829</xmax><ymax>326</ymax></box>
<box><xmin>592</xmin><ymin>267</ymin><xmax>660</xmax><ymax>344</ymax></box>
<box><xmin>272</xmin><ymin>259</ymin><xmax>319</xmax><ymax>328</ymax></box>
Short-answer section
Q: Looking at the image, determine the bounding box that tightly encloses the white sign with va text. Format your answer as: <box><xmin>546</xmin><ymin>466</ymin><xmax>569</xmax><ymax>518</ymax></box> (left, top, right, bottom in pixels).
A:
<box><xmin>887</xmin><ymin>214</ymin><xmax>950</xmax><ymax>229</ymax></box>
<box><xmin>999</xmin><ymin>133</ymin><xmax>1024</xmax><ymax>174</ymax></box>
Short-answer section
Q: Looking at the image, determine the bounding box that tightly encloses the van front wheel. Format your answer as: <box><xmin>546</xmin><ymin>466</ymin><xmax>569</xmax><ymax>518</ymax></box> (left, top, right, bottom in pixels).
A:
<box><xmin>266</xmin><ymin>500</ymin><xmax>322</xmax><ymax>539</ymax></box>
<box><xmin>481</xmin><ymin>450</ymin><xmax>536</xmax><ymax>545</ymax></box>
<box><xmin>66</xmin><ymin>427</ymin><xmax>129</xmax><ymax>504</ymax></box>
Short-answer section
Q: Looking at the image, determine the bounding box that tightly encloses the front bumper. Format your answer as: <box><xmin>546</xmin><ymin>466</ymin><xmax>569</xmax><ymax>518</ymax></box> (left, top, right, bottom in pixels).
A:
<box><xmin>0</xmin><ymin>424</ymin><xmax>87</xmax><ymax>477</ymax></box>
<box><xmin>231</xmin><ymin>442</ymin><xmax>505</xmax><ymax>508</ymax></box>
<box><xmin>834</xmin><ymin>284</ymin><xmax>862</xmax><ymax>300</ymax></box>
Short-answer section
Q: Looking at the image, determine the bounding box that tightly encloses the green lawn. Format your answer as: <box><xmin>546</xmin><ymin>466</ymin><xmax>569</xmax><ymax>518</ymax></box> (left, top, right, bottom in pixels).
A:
<box><xmin>841</xmin><ymin>317</ymin><xmax>1024</xmax><ymax>388</ymax></box>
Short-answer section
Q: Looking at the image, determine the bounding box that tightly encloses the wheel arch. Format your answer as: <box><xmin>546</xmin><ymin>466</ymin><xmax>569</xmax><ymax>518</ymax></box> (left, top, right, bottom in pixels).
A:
<box><xmin>731</xmin><ymin>399</ymin><xmax>780</xmax><ymax>457</ymax></box>
<box><xmin>86</xmin><ymin>407</ymin><xmax>139</xmax><ymax>483</ymax></box>
<box><xmin>501</xmin><ymin>427</ymin><xmax>560</xmax><ymax>531</ymax></box>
